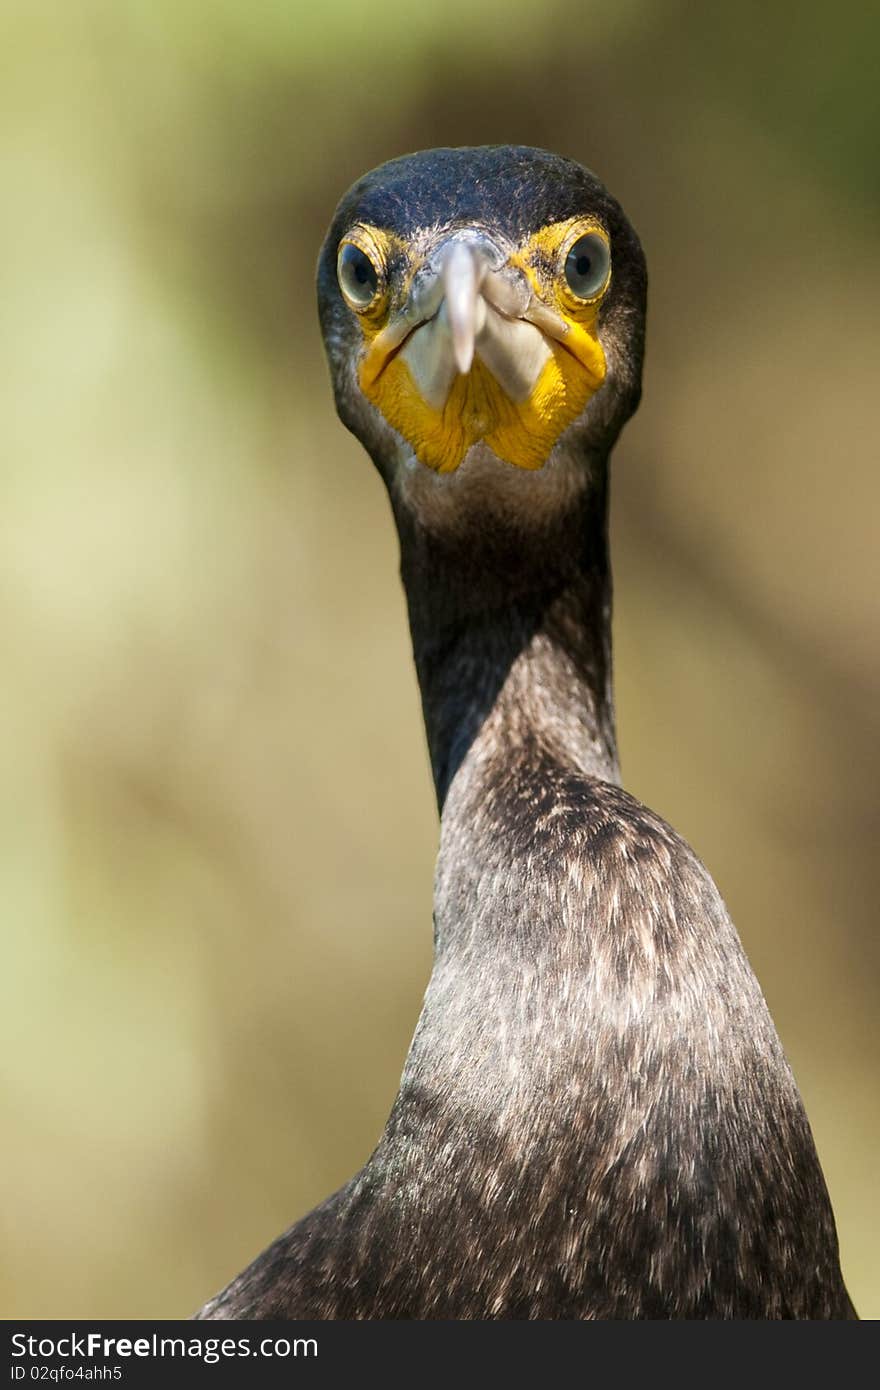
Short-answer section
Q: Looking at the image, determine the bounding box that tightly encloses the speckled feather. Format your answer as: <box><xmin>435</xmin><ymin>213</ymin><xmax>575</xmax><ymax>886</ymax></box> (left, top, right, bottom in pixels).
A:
<box><xmin>197</xmin><ymin>148</ymin><xmax>854</xmax><ymax>1320</ymax></box>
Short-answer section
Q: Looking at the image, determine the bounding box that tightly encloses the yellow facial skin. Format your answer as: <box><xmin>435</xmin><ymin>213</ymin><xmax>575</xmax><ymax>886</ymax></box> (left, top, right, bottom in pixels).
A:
<box><xmin>343</xmin><ymin>218</ymin><xmax>610</xmax><ymax>474</ymax></box>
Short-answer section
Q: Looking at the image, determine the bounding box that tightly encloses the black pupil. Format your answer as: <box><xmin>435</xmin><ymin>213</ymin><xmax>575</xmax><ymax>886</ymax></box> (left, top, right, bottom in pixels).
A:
<box><xmin>576</xmin><ymin>254</ymin><xmax>591</xmax><ymax>276</ymax></box>
<box><xmin>354</xmin><ymin>258</ymin><xmax>370</xmax><ymax>285</ymax></box>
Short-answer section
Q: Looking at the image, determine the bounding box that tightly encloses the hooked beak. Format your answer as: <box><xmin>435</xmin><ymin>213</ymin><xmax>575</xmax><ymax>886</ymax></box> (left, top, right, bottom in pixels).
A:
<box><xmin>442</xmin><ymin>239</ymin><xmax>483</xmax><ymax>374</ymax></box>
<box><xmin>361</xmin><ymin>230</ymin><xmax>578</xmax><ymax>409</ymax></box>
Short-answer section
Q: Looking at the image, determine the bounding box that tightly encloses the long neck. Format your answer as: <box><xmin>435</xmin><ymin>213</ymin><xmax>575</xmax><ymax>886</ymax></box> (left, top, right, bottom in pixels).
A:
<box><xmin>391</xmin><ymin>457</ymin><xmax>619</xmax><ymax>812</ymax></box>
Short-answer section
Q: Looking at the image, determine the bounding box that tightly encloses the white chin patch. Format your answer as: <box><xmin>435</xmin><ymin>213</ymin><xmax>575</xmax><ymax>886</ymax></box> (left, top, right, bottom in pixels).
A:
<box><xmin>399</xmin><ymin>300</ymin><xmax>552</xmax><ymax>411</ymax></box>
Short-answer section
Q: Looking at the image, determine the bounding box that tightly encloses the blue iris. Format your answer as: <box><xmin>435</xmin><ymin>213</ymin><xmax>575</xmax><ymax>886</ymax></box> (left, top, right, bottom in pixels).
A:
<box><xmin>338</xmin><ymin>243</ymin><xmax>380</xmax><ymax>307</ymax></box>
<box><xmin>564</xmin><ymin>234</ymin><xmax>610</xmax><ymax>299</ymax></box>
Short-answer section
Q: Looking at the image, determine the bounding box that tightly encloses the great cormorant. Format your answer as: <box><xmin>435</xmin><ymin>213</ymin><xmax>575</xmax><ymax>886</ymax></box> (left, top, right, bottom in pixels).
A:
<box><xmin>197</xmin><ymin>146</ymin><xmax>854</xmax><ymax>1320</ymax></box>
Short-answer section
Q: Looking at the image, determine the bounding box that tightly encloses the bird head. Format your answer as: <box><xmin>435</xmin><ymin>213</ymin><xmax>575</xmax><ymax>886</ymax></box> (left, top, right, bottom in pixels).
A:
<box><xmin>317</xmin><ymin>147</ymin><xmax>646</xmax><ymax>516</ymax></box>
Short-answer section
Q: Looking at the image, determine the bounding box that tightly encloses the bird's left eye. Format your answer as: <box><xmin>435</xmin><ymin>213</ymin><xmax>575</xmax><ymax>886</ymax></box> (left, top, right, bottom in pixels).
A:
<box><xmin>337</xmin><ymin>242</ymin><xmax>382</xmax><ymax>310</ymax></box>
<box><xmin>563</xmin><ymin>233</ymin><xmax>611</xmax><ymax>301</ymax></box>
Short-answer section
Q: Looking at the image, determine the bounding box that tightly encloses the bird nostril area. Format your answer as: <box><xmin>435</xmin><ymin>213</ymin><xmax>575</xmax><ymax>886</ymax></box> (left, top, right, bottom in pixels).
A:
<box><xmin>482</xmin><ymin>265</ymin><xmax>532</xmax><ymax>319</ymax></box>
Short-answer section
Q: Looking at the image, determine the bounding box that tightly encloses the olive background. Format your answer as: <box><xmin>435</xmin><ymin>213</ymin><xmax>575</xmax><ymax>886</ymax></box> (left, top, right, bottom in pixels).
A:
<box><xmin>2</xmin><ymin>1</ymin><xmax>877</xmax><ymax>1318</ymax></box>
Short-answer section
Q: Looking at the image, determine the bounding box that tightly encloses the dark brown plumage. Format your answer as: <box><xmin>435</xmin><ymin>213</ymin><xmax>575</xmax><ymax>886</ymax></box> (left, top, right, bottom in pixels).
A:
<box><xmin>197</xmin><ymin>147</ymin><xmax>854</xmax><ymax>1320</ymax></box>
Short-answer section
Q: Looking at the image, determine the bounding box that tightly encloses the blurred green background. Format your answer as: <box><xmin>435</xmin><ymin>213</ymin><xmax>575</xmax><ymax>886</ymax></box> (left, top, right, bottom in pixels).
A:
<box><xmin>2</xmin><ymin>0</ymin><xmax>877</xmax><ymax>1319</ymax></box>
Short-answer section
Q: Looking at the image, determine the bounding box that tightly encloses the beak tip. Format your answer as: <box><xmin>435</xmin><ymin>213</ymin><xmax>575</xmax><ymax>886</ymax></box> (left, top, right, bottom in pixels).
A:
<box><xmin>454</xmin><ymin>342</ymin><xmax>475</xmax><ymax>375</ymax></box>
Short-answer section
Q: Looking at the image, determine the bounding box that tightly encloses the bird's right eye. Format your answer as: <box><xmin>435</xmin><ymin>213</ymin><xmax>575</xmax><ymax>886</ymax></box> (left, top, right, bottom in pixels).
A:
<box><xmin>337</xmin><ymin>242</ymin><xmax>382</xmax><ymax>310</ymax></box>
